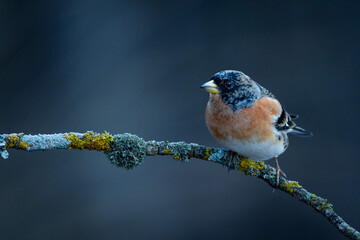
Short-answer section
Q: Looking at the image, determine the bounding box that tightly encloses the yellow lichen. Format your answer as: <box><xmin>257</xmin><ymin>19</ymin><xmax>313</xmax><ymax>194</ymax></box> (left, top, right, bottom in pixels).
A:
<box><xmin>203</xmin><ymin>148</ymin><xmax>211</xmax><ymax>160</ymax></box>
<box><xmin>64</xmin><ymin>131</ymin><xmax>113</xmax><ymax>152</ymax></box>
<box><xmin>311</xmin><ymin>194</ymin><xmax>317</xmax><ymax>198</ymax></box>
<box><xmin>164</xmin><ymin>148</ymin><xmax>171</xmax><ymax>155</ymax></box>
<box><xmin>64</xmin><ymin>133</ymin><xmax>85</xmax><ymax>150</ymax></box>
<box><xmin>238</xmin><ymin>158</ymin><xmax>265</xmax><ymax>173</ymax></box>
<box><xmin>173</xmin><ymin>155</ymin><xmax>180</xmax><ymax>159</ymax></box>
<box><xmin>281</xmin><ymin>181</ymin><xmax>301</xmax><ymax>193</ymax></box>
<box><xmin>19</xmin><ymin>141</ymin><xmax>29</xmax><ymax>150</ymax></box>
<box><xmin>5</xmin><ymin>133</ymin><xmax>26</xmax><ymax>149</ymax></box>
<box><xmin>321</xmin><ymin>201</ymin><xmax>333</xmax><ymax>210</ymax></box>
<box><xmin>152</xmin><ymin>152</ymin><xmax>157</xmax><ymax>156</ymax></box>
<box><xmin>6</xmin><ymin>134</ymin><xmax>21</xmax><ymax>148</ymax></box>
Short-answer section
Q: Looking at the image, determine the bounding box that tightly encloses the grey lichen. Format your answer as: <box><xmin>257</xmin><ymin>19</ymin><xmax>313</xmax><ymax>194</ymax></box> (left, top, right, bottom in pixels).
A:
<box><xmin>23</xmin><ymin>134</ymin><xmax>71</xmax><ymax>151</ymax></box>
<box><xmin>208</xmin><ymin>149</ymin><xmax>226</xmax><ymax>163</ymax></box>
<box><xmin>145</xmin><ymin>140</ymin><xmax>159</xmax><ymax>156</ymax></box>
<box><xmin>0</xmin><ymin>135</ymin><xmax>8</xmax><ymax>159</ymax></box>
<box><xmin>1</xmin><ymin>132</ymin><xmax>360</xmax><ymax>239</ymax></box>
<box><xmin>106</xmin><ymin>133</ymin><xmax>146</xmax><ymax>170</ymax></box>
<box><xmin>167</xmin><ymin>142</ymin><xmax>192</xmax><ymax>162</ymax></box>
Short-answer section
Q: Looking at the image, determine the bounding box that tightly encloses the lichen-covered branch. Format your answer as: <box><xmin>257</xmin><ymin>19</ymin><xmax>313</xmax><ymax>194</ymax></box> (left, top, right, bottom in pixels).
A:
<box><xmin>0</xmin><ymin>132</ymin><xmax>359</xmax><ymax>240</ymax></box>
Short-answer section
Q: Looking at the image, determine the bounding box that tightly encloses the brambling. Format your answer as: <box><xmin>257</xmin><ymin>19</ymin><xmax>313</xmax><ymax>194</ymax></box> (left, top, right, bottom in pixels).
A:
<box><xmin>201</xmin><ymin>70</ymin><xmax>312</xmax><ymax>184</ymax></box>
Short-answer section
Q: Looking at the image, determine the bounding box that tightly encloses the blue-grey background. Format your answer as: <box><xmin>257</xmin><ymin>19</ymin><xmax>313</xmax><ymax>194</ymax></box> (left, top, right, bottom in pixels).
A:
<box><xmin>1</xmin><ymin>1</ymin><xmax>359</xmax><ymax>239</ymax></box>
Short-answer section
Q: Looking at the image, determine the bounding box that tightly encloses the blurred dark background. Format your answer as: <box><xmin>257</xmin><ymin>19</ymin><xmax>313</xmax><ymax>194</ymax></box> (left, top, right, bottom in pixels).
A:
<box><xmin>1</xmin><ymin>0</ymin><xmax>359</xmax><ymax>239</ymax></box>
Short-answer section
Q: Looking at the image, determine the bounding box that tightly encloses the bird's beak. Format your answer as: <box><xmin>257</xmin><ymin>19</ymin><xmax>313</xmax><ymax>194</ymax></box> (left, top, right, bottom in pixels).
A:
<box><xmin>200</xmin><ymin>80</ymin><xmax>220</xmax><ymax>94</ymax></box>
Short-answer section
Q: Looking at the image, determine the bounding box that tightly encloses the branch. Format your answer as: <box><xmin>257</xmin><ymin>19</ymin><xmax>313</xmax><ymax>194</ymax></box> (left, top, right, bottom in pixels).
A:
<box><xmin>1</xmin><ymin>131</ymin><xmax>359</xmax><ymax>240</ymax></box>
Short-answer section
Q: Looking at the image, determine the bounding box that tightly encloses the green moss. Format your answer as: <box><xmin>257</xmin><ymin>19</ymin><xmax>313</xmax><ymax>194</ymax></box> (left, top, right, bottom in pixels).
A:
<box><xmin>106</xmin><ymin>133</ymin><xmax>146</xmax><ymax>170</ymax></box>
<box><xmin>238</xmin><ymin>158</ymin><xmax>265</xmax><ymax>175</ymax></box>
<box><xmin>280</xmin><ymin>181</ymin><xmax>301</xmax><ymax>193</ymax></box>
<box><xmin>64</xmin><ymin>131</ymin><xmax>113</xmax><ymax>152</ymax></box>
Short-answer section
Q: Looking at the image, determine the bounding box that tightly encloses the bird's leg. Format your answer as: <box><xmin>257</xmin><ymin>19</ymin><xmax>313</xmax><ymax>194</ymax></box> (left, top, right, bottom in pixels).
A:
<box><xmin>274</xmin><ymin>157</ymin><xmax>287</xmax><ymax>185</ymax></box>
<box><xmin>226</xmin><ymin>150</ymin><xmax>234</xmax><ymax>172</ymax></box>
<box><xmin>224</xmin><ymin>150</ymin><xmax>235</xmax><ymax>171</ymax></box>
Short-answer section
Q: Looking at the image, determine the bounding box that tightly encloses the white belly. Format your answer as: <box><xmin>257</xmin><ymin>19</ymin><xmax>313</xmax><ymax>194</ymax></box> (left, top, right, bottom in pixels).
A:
<box><xmin>218</xmin><ymin>136</ymin><xmax>285</xmax><ymax>161</ymax></box>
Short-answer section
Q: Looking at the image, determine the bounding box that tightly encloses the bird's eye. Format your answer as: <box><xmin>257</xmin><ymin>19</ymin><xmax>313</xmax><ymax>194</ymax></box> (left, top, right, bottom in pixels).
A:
<box><xmin>224</xmin><ymin>81</ymin><xmax>233</xmax><ymax>89</ymax></box>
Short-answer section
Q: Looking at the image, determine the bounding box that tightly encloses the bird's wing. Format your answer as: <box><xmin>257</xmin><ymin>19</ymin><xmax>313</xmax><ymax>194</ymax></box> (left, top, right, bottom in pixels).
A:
<box><xmin>257</xmin><ymin>85</ymin><xmax>313</xmax><ymax>137</ymax></box>
<box><xmin>289</xmin><ymin>113</ymin><xmax>299</xmax><ymax>119</ymax></box>
<box><xmin>275</xmin><ymin>107</ymin><xmax>312</xmax><ymax>137</ymax></box>
<box><xmin>275</xmin><ymin>107</ymin><xmax>295</xmax><ymax>131</ymax></box>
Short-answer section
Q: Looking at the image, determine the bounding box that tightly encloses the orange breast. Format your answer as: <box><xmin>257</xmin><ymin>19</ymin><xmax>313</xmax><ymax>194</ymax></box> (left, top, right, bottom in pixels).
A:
<box><xmin>205</xmin><ymin>95</ymin><xmax>282</xmax><ymax>142</ymax></box>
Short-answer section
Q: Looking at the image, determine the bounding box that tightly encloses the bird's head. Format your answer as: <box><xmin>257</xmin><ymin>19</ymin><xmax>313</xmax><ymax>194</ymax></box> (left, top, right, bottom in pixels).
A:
<box><xmin>201</xmin><ymin>70</ymin><xmax>262</xmax><ymax>110</ymax></box>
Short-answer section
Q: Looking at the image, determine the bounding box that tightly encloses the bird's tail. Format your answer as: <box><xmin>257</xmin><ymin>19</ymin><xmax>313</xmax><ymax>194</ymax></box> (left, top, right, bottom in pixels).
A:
<box><xmin>290</xmin><ymin>126</ymin><xmax>313</xmax><ymax>137</ymax></box>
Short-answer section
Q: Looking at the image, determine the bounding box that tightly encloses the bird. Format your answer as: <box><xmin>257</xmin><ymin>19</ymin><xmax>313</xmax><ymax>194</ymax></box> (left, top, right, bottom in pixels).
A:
<box><xmin>201</xmin><ymin>70</ymin><xmax>312</xmax><ymax>185</ymax></box>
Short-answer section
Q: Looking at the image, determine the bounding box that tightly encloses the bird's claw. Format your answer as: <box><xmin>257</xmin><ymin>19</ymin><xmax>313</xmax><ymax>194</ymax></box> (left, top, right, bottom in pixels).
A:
<box><xmin>274</xmin><ymin>157</ymin><xmax>287</xmax><ymax>186</ymax></box>
<box><xmin>279</xmin><ymin>169</ymin><xmax>287</xmax><ymax>178</ymax></box>
<box><xmin>225</xmin><ymin>150</ymin><xmax>233</xmax><ymax>171</ymax></box>
<box><xmin>224</xmin><ymin>150</ymin><xmax>240</xmax><ymax>171</ymax></box>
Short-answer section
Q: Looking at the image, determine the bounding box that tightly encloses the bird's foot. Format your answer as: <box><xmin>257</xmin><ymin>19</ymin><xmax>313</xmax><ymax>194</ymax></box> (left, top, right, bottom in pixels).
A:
<box><xmin>274</xmin><ymin>157</ymin><xmax>287</xmax><ymax>186</ymax></box>
<box><xmin>225</xmin><ymin>150</ymin><xmax>233</xmax><ymax>171</ymax></box>
<box><xmin>224</xmin><ymin>150</ymin><xmax>239</xmax><ymax>171</ymax></box>
<box><xmin>279</xmin><ymin>169</ymin><xmax>287</xmax><ymax>178</ymax></box>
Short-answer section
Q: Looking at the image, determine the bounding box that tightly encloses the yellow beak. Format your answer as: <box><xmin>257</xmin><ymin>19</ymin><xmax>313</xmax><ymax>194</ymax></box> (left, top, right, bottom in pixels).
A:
<box><xmin>200</xmin><ymin>80</ymin><xmax>220</xmax><ymax>94</ymax></box>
